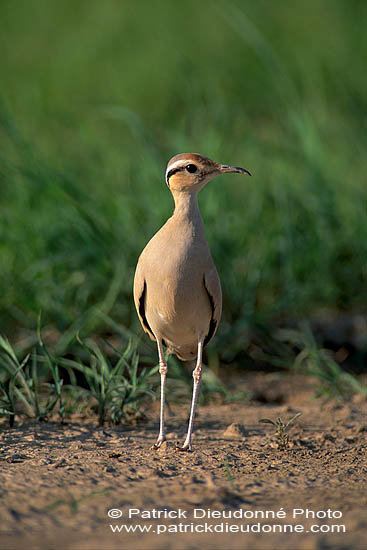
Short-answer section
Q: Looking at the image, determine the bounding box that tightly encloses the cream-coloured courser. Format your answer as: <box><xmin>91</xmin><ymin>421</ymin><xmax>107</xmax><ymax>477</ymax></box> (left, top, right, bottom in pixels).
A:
<box><xmin>134</xmin><ymin>153</ymin><xmax>250</xmax><ymax>451</ymax></box>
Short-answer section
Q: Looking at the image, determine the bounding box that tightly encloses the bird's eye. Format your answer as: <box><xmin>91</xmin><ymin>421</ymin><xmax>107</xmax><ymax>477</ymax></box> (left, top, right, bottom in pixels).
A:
<box><xmin>186</xmin><ymin>164</ymin><xmax>198</xmax><ymax>173</ymax></box>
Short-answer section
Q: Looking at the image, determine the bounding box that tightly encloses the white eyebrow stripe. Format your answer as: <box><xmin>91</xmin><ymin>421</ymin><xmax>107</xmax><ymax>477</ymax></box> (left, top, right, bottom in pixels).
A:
<box><xmin>165</xmin><ymin>160</ymin><xmax>188</xmax><ymax>179</ymax></box>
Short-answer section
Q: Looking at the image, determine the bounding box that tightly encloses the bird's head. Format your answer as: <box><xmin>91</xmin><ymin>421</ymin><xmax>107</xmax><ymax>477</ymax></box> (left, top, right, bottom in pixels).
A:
<box><xmin>165</xmin><ymin>153</ymin><xmax>251</xmax><ymax>193</ymax></box>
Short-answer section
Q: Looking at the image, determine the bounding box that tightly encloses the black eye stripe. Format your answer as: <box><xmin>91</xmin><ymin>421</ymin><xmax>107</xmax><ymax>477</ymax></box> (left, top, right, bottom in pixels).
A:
<box><xmin>166</xmin><ymin>167</ymin><xmax>183</xmax><ymax>182</ymax></box>
<box><xmin>166</xmin><ymin>164</ymin><xmax>199</xmax><ymax>184</ymax></box>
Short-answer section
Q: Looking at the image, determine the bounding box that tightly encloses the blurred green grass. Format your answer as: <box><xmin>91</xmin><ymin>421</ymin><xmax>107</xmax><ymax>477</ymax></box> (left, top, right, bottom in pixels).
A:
<box><xmin>0</xmin><ymin>0</ymin><xmax>366</xmax><ymax>362</ymax></box>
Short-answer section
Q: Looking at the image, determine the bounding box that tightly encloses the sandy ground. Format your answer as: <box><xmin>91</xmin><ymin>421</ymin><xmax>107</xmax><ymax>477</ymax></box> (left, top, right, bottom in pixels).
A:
<box><xmin>1</xmin><ymin>373</ymin><xmax>366</xmax><ymax>550</ymax></box>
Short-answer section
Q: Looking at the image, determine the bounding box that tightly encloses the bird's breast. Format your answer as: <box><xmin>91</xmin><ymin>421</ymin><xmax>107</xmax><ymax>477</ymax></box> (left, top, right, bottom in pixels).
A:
<box><xmin>142</xmin><ymin>228</ymin><xmax>214</xmax><ymax>343</ymax></box>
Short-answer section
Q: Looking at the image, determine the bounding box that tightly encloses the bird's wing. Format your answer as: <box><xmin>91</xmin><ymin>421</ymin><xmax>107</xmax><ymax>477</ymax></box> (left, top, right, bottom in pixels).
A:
<box><xmin>203</xmin><ymin>265</ymin><xmax>222</xmax><ymax>347</ymax></box>
<box><xmin>133</xmin><ymin>259</ymin><xmax>155</xmax><ymax>341</ymax></box>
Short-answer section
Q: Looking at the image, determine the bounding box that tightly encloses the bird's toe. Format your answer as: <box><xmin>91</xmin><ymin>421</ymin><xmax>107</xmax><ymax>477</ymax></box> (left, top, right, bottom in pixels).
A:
<box><xmin>151</xmin><ymin>436</ymin><xmax>166</xmax><ymax>451</ymax></box>
<box><xmin>175</xmin><ymin>441</ymin><xmax>193</xmax><ymax>452</ymax></box>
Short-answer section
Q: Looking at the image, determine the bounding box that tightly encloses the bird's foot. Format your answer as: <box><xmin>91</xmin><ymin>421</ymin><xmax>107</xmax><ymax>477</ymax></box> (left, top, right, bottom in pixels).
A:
<box><xmin>151</xmin><ymin>436</ymin><xmax>166</xmax><ymax>450</ymax></box>
<box><xmin>175</xmin><ymin>441</ymin><xmax>193</xmax><ymax>452</ymax></box>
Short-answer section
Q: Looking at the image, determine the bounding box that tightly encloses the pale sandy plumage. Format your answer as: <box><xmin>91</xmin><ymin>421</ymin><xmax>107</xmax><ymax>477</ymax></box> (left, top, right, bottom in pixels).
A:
<box><xmin>133</xmin><ymin>153</ymin><xmax>250</xmax><ymax>451</ymax></box>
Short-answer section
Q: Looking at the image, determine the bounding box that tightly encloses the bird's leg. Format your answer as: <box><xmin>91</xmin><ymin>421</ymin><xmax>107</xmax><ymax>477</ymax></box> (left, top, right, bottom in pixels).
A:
<box><xmin>177</xmin><ymin>340</ymin><xmax>203</xmax><ymax>452</ymax></box>
<box><xmin>151</xmin><ymin>338</ymin><xmax>168</xmax><ymax>450</ymax></box>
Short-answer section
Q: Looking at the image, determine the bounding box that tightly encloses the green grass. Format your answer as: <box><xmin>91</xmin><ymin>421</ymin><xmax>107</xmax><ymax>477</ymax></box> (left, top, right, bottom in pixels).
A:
<box><xmin>259</xmin><ymin>412</ymin><xmax>302</xmax><ymax>450</ymax></box>
<box><xmin>0</xmin><ymin>0</ymin><xmax>366</xmax><ymax>400</ymax></box>
<box><xmin>0</xmin><ymin>329</ymin><xmax>160</xmax><ymax>426</ymax></box>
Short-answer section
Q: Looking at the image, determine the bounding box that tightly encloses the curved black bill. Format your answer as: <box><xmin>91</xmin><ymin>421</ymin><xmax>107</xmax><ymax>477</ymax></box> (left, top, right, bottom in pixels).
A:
<box><xmin>218</xmin><ymin>164</ymin><xmax>252</xmax><ymax>176</ymax></box>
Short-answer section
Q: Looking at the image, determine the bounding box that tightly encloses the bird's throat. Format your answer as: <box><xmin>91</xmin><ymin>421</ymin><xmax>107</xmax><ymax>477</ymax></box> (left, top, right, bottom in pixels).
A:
<box><xmin>172</xmin><ymin>191</ymin><xmax>201</xmax><ymax>222</ymax></box>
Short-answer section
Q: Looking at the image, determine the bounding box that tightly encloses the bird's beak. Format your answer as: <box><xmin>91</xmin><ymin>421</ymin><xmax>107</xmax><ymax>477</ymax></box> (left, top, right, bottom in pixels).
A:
<box><xmin>217</xmin><ymin>164</ymin><xmax>251</xmax><ymax>176</ymax></box>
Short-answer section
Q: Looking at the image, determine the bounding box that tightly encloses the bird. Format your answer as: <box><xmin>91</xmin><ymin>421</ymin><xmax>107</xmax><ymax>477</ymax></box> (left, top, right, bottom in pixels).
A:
<box><xmin>133</xmin><ymin>153</ymin><xmax>251</xmax><ymax>451</ymax></box>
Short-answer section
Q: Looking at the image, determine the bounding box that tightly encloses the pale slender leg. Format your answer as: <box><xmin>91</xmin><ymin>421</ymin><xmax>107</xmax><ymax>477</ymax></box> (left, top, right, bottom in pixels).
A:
<box><xmin>151</xmin><ymin>338</ymin><xmax>168</xmax><ymax>450</ymax></box>
<box><xmin>177</xmin><ymin>340</ymin><xmax>203</xmax><ymax>452</ymax></box>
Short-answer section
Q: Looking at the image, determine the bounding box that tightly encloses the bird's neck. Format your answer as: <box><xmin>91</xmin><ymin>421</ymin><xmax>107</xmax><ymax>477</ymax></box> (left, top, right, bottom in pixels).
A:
<box><xmin>171</xmin><ymin>191</ymin><xmax>203</xmax><ymax>225</ymax></box>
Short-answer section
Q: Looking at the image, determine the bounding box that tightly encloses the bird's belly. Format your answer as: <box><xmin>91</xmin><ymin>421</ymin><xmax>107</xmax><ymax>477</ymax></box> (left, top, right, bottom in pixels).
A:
<box><xmin>145</xmin><ymin>279</ymin><xmax>212</xmax><ymax>348</ymax></box>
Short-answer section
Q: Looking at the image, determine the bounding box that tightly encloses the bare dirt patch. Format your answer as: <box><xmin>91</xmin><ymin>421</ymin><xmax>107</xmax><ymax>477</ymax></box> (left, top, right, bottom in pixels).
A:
<box><xmin>1</xmin><ymin>373</ymin><xmax>366</xmax><ymax>550</ymax></box>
